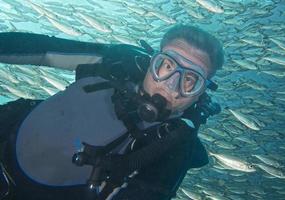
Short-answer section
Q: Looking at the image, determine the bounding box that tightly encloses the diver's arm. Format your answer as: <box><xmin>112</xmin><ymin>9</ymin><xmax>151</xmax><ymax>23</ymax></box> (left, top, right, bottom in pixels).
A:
<box><xmin>98</xmin><ymin>121</ymin><xmax>207</xmax><ymax>199</ymax></box>
<box><xmin>0</xmin><ymin>32</ymin><xmax>109</xmax><ymax>71</ymax></box>
<box><xmin>76</xmin><ymin>44</ymin><xmax>151</xmax><ymax>83</ymax></box>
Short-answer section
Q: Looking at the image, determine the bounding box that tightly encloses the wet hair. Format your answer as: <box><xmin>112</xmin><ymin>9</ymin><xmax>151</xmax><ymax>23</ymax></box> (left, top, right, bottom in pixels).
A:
<box><xmin>160</xmin><ymin>25</ymin><xmax>224</xmax><ymax>78</ymax></box>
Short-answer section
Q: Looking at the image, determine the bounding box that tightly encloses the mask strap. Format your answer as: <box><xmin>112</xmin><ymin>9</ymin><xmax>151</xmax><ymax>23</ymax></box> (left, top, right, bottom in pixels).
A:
<box><xmin>206</xmin><ymin>80</ymin><xmax>218</xmax><ymax>91</ymax></box>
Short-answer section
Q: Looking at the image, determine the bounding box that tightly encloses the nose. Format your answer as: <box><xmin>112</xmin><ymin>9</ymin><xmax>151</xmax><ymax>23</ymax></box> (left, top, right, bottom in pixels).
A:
<box><xmin>164</xmin><ymin>72</ymin><xmax>180</xmax><ymax>91</ymax></box>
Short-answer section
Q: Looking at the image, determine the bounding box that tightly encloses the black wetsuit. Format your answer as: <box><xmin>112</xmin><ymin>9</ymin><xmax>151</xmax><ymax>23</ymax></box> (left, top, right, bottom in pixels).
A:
<box><xmin>0</xmin><ymin>32</ymin><xmax>209</xmax><ymax>200</ymax></box>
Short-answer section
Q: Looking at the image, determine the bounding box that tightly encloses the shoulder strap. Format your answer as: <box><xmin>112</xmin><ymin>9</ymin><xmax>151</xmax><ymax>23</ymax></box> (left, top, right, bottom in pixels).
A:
<box><xmin>82</xmin><ymin>81</ymin><xmax>113</xmax><ymax>92</ymax></box>
<box><xmin>75</xmin><ymin>63</ymin><xmax>105</xmax><ymax>81</ymax></box>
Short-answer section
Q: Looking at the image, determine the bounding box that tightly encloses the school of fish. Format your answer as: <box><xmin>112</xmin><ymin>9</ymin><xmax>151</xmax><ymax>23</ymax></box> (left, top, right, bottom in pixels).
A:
<box><xmin>0</xmin><ymin>0</ymin><xmax>284</xmax><ymax>199</ymax></box>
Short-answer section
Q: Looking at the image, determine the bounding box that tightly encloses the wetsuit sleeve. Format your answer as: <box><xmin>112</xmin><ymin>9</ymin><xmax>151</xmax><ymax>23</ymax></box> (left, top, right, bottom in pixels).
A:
<box><xmin>0</xmin><ymin>32</ymin><xmax>109</xmax><ymax>71</ymax></box>
<box><xmin>111</xmin><ymin>128</ymin><xmax>208</xmax><ymax>200</ymax></box>
<box><xmin>187</xmin><ymin>137</ymin><xmax>209</xmax><ymax>168</ymax></box>
<box><xmin>76</xmin><ymin>44</ymin><xmax>151</xmax><ymax>83</ymax></box>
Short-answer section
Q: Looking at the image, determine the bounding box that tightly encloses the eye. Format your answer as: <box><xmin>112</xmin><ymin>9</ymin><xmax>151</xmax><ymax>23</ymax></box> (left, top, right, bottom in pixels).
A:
<box><xmin>185</xmin><ymin>76</ymin><xmax>194</xmax><ymax>82</ymax></box>
<box><xmin>162</xmin><ymin>61</ymin><xmax>174</xmax><ymax>70</ymax></box>
<box><xmin>165</xmin><ymin>63</ymin><xmax>173</xmax><ymax>71</ymax></box>
<box><xmin>184</xmin><ymin>73</ymin><xmax>197</xmax><ymax>82</ymax></box>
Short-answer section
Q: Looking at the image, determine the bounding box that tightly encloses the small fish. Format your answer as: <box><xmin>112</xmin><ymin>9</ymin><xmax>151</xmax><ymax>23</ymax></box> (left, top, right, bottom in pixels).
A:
<box><xmin>228</xmin><ymin>109</ymin><xmax>260</xmax><ymax>131</ymax></box>
<box><xmin>199</xmin><ymin>132</ymin><xmax>216</xmax><ymax>142</ymax></box>
<box><xmin>40</xmin><ymin>75</ymin><xmax>68</xmax><ymax>91</ymax></box>
<box><xmin>269</xmin><ymin>38</ymin><xmax>285</xmax><ymax>51</ymax></box>
<box><xmin>209</xmin><ymin>151</ymin><xmax>255</xmax><ymax>172</ymax></box>
<box><xmin>39</xmin><ymin>85</ymin><xmax>59</xmax><ymax>96</ymax></box>
<box><xmin>13</xmin><ymin>65</ymin><xmax>39</xmax><ymax>76</ymax></box>
<box><xmin>208</xmin><ymin>128</ymin><xmax>229</xmax><ymax>137</ymax></box>
<box><xmin>196</xmin><ymin>0</ymin><xmax>224</xmax><ymax>14</ymax></box>
<box><xmin>232</xmin><ymin>59</ymin><xmax>258</xmax><ymax>70</ymax></box>
<box><xmin>214</xmin><ymin>140</ymin><xmax>237</xmax><ymax>150</ymax></box>
<box><xmin>112</xmin><ymin>34</ymin><xmax>138</xmax><ymax>46</ymax></box>
<box><xmin>46</xmin><ymin>16</ymin><xmax>82</xmax><ymax>36</ymax></box>
<box><xmin>263</xmin><ymin>57</ymin><xmax>285</xmax><ymax>67</ymax></box>
<box><xmin>123</xmin><ymin>2</ymin><xmax>147</xmax><ymax>16</ymax></box>
<box><xmin>15</xmin><ymin>72</ymin><xmax>38</xmax><ymax>86</ymax></box>
<box><xmin>76</xmin><ymin>12</ymin><xmax>112</xmax><ymax>33</ymax></box>
<box><xmin>27</xmin><ymin>0</ymin><xmax>58</xmax><ymax>20</ymax></box>
<box><xmin>1</xmin><ymin>84</ymin><xmax>35</xmax><ymax>99</ymax></box>
<box><xmin>181</xmin><ymin>189</ymin><xmax>202</xmax><ymax>200</ymax></box>
<box><xmin>147</xmin><ymin>10</ymin><xmax>176</xmax><ymax>24</ymax></box>
<box><xmin>255</xmin><ymin>163</ymin><xmax>285</xmax><ymax>179</ymax></box>
<box><xmin>267</xmin><ymin>47</ymin><xmax>285</xmax><ymax>56</ymax></box>
<box><xmin>253</xmin><ymin>155</ymin><xmax>282</xmax><ymax>168</ymax></box>
<box><xmin>0</xmin><ymin>68</ymin><xmax>19</xmax><ymax>84</ymax></box>
<box><xmin>254</xmin><ymin>99</ymin><xmax>273</xmax><ymax>107</ymax></box>
<box><xmin>243</xmin><ymin>82</ymin><xmax>267</xmax><ymax>91</ymax></box>
<box><xmin>240</xmin><ymin>38</ymin><xmax>265</xmax><ymax>47</ymax></box>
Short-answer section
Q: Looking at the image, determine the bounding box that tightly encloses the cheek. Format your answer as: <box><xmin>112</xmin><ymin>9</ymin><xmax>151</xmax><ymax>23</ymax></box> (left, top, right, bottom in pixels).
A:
<box><xmin>172</xmin><ymin>96</ymin><xmax>199</xmax><ymax>110</ymax></box>
<box><xmin>143</xmin><ymin>72</ymin><xmax>156</xmax><ymax>95</ymax></box>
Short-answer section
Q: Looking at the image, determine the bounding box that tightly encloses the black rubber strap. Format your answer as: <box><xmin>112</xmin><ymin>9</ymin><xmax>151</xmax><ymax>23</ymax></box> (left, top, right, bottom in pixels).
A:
<box><xmin>83</xmin><ymin>81</ymin><xmax>113</xmax><ymax>93</ymax></box>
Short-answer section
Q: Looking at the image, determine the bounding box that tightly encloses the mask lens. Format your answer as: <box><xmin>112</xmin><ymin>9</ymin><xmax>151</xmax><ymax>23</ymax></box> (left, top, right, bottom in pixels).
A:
<box><xmin>183</xmin><ymin>71</ymin><xmax>198</xmax><ymax>93</ymax></box>
<box><xmin>152</xmin><ymin>54</ymin><xmax>177</xmax><ymax>80</ymax></box>
<box><xmin>181</xmin><ymin>70</ymin><xmax>205</xmax><ymax>96</ymax></box>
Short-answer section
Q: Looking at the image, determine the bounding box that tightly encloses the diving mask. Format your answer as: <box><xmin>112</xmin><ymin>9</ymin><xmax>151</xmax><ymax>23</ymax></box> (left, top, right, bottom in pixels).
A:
<box><xmin>150</xmin><ymin>50</ymin><xmax>212</xmax><ymax>97</ymax></box>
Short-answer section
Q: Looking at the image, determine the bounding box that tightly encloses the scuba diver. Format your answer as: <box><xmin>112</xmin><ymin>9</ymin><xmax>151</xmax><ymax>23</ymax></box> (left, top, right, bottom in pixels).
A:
<box><xmin>0</xmin><ymin>25</ymin><xmax>224</xmax><ymax>200</ymax></box>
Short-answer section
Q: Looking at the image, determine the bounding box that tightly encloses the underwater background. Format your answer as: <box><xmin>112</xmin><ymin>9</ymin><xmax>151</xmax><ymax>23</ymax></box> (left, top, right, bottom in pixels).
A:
<box><xmin>0</xmin><ymin>0</ymin><xmax>285</xmax><ymax>199</ymax></box>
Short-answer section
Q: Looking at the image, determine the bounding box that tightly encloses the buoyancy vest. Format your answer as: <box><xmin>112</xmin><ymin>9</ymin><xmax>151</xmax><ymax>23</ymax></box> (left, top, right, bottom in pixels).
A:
<box><xmin>15</xmin><ymin>76</ymin><xmax>158</xmax><ymax>186</ymax></box>
<box><xmin>9</xmin><ymin>42</ymin><xmax>155</xmax><ymax>187</ymax></box>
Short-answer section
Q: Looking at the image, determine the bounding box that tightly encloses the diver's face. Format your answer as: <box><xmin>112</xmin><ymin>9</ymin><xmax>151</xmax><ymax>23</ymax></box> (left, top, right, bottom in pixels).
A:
<box><xmin>143</xmin><ymin>39</ymin><xmax>212</xmax><ymax>114</ymax></box>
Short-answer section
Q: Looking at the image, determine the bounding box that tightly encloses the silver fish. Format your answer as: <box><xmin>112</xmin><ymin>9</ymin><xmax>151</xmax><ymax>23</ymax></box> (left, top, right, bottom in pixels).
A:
<box><xmin>269</xmin><ymin>38</ymin><xmax>285</xmax><ymax>51</ymax></box>
<box><xmin>181</xmin><ymin>189</ymin><xmax>202</xmax><ymax>200</ymax></box>
<box><xmin>147</xmin><ymin>10</ymin><xmax>176</xmax><ymax>24</ymax></box>
<box><xmin>228</xmin><ymin>109</ymin><xmax>260</xmax><ymax>131</ymax></box>
<box><xmin>196</xmin><ymin>0</ymin><xmax>224</xmax><ymax>14</ymax></box>
<box><xmin>46</xmin><ymin>16</ymin><xmax>82</xmax><ymax>36</ymax></box>
<box><xmin>253</xmin><ymin>154</ymin><xmax>282</xmax><ymax>168</ymax></box>
<box><xmin>263</xmin><ymin>56</ymin><xmax>285</xmax><ymax>67</ymax></box>
<box><xmin>255</xmin><ymin>163</ymin><xmax>285</xmax><ymax>179</ymax></box>
<box><xmin>209</xmin><ymin>151</ymin><xmax>256</xmax><ymax>172</ymax></box>
<box><xmin>1</xmin><ymin>84</ymin><xmax>35</xmax><ymax>99</ymax></box>
<box><xmin>76</xmin><ymin>12</ymin><xmax>112</xmax><ymax>33</ymax></box>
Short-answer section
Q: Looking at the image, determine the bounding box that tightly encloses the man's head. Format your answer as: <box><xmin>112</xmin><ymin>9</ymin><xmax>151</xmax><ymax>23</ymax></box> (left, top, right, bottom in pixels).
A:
<box><xmin>142</xmin><ymin>25</ymin><xmax>224</xmax><ymax>116</ymax></box>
